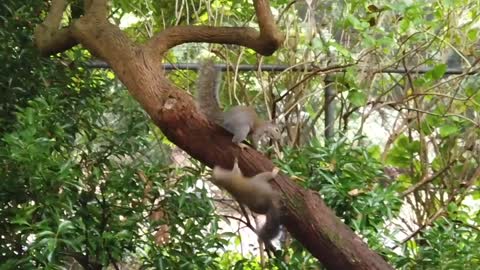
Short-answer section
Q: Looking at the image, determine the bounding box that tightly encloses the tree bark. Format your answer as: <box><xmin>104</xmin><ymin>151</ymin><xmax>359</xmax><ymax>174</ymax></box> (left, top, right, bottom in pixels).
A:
<box><xmin>33</xmin><ymin>0</ymin><xmax>394</xmax><ymax>269</ymax></box>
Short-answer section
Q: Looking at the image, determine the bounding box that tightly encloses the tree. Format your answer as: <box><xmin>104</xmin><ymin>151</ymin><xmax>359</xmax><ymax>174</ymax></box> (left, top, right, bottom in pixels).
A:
<box><xmin>31</xmin><ymin>0</ymin><xmax>394</xmax><ymax>269</ymax></box>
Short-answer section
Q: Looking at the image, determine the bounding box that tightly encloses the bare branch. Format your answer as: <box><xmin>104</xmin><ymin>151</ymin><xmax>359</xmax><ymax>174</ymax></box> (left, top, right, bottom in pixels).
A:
<box><xmin>34</xmin><ymin>27</ymin><xmax>78</xmax><ymax>56</ymax></box>
<box><xmin>400</xmin><ymin>107</ymin><xmax>480</xmax><ymax>128</ymax></box>
<box><xmin>397</xmin><ymin>201</ymin><xmax>448</xmax><ymax>246</ymax></box>
<box><xmin>148</xmin><ymin>26</ymin><xmax>261</xmax><ymax>54</ymax></box>
<box><xmin>148</xmin><ymin>25</ymin><xmax>282</xmax><ymax>57</ymax></box>
<box><xmin>34</xmin><ymin>0</ymin><xmax>77</xmax><ymax>56</ymax></box>
<box><xmin>45</xmin><ymin>0</ymin><xmax>67</xmax><ymax>28</ymax></box>
<box><xmin>85</xmin><ymin>0</ymin><xmax>109</xmax><ymax>19</ymax></box>
<box><xmin>254</xmin><ymin>0</ymin><xmax>284</xmax><ymax>43</ymax></box>
<box><xmin>84</xmin><ymin>0</ymin><xmax>93</xmax><ymax>10</ymax></box>
<box><xmin>401</xmin><ymin>160</ymin><xmax>456</xmax><ymax>197</ymax></box>
<box><xmin>147</xmin><ymin>0</ymin><xmax>284</xmax><ymax>57</ymax></box>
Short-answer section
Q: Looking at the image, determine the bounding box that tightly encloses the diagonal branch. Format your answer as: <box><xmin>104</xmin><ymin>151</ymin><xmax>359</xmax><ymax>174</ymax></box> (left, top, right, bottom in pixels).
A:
<box><xmin>34</xmin><ymin>0</ymin><xmax>77</xmax><ymax>56</ymax></box>
<box><xmin>44</xmin><ymin>0</ymin><xmax>67</xmax><ymax>28</ymax></box>
<box><xmin>401</xmin><ymin>160</ymin><xmax>456</xmax><ymax>197</ymax></box>
<box><xmin>84</xmin><ymin>0</ymin><xmax>109</xmax><ymax>19</ymax></box>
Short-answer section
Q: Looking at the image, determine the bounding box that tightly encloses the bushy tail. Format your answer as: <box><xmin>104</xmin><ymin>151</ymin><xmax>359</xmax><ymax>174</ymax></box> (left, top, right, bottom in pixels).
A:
<box><xmin>258</xmin><ymin>204</ymin><xmax>282</xmax><ymax>244</ymax></box>
<box><xmin>196</xmin><ymin>60</ymin><xmax>224</xmax><ymax>124</ymax></box>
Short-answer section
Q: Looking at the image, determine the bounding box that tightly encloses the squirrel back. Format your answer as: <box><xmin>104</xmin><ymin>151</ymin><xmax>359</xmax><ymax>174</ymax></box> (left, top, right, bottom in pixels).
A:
<box><xmin>197</xmin><ymin>59</ymin><xmax>280</xmax><ymax>148</ymax></box>
<box><xmin>196</xmin><ymin>60</ymin><xmax>225</xmax><ymax>125</ymax></box>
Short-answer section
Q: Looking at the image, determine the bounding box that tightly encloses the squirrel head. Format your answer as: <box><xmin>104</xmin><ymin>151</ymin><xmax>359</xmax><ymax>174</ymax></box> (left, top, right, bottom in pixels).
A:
<box><xmin>265</xmin><ymin>122</ymin><xmax>281</xmax><ymax>140</ymax></box>
<box><xmin>256</xmin><ymin>121</ymin><xmax>281</xmax><ymax>141</ymax></box>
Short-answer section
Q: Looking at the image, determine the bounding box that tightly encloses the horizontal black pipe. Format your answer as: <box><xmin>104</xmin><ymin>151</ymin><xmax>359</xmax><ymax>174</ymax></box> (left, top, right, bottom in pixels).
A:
<box><xmin>86</xmin><ymin>60</ymin><xmax>478</xmax><ymax>75</ymax></box>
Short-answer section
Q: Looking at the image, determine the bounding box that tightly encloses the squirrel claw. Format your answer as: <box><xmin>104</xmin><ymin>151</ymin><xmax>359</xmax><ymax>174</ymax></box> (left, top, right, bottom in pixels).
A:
<box><xmin>272</xmin><ymin>167</ymin><xmax>280</xmax><ymax>177</ymax></box>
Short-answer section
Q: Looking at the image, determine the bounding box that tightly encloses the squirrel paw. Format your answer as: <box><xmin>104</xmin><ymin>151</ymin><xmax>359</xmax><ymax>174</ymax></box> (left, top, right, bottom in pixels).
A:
<box><xmin>272</xmin><ymin>167</ymin><xmax>280</xmax><ymax>177</ymax></box>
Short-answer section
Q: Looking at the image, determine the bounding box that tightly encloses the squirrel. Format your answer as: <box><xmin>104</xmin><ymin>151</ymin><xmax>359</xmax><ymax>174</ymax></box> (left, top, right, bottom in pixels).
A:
<box><xmin>211</xmin><ymin>158</ymin><xmax>282</xmax><ymax>246</ymax></box>
<box><xmin>196</xmin><ymin>60</ymin><xmax>281</xmax><ymax>149</ymax></box>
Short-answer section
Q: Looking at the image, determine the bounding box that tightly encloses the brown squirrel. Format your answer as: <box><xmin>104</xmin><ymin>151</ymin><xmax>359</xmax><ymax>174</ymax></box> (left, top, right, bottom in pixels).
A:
<box><xmin>211</xmin><ymin>158</ymin><xmax>282</xmax><ymax>246</ymax></box>
<box><xmin>196</xmin><ymin>60</ymin><xmax>280</xmax><ymax>149</ymax></box>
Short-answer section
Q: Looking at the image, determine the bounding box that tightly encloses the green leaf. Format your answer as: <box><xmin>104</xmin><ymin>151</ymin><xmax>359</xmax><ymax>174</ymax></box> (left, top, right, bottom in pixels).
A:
<box><xmin>447</xmin><ymin>202</ymin><xmax>457</xmax><ymax>212</ymax></box>
<box><xmin>57</xmin><ymin>220</ymin><xmax>73</xmax><ymax>234</ymax></box>
<box><xmin>467</xmin><ymin>29</ymin><xmax>479</xmax><ymax>42</ymax></box>
<box><xmin>348</xmin><ymin>90</ymin><xmax>367</xmax><ymax>107</ymax></box>
<box><xmin>328</xmin><ymin>41</ymin><xmax>352</xmax><ymax>58</ymax></box>
<box><xmin>472</xmin><ymin>190</ymin><xmax>480</xmax><ymax>200</ymax></box>
<box><xmin>36</xmin><ymin>231</ymin><xmax>55</xmax><ymax>238</ymax></box>
<box><xmin>430</xmin><ymin>64</ymin><xmax>447</xmax><ymax>80</ymax></box>
<box><xmin>346</xmin><ymin>14</ymin><xmax>369</xmax><ymax>31</ymax></box>
<box><xmin>439</xmin><ymin>124</ymin><xmax>459</xmax><ymax>138</ymax></box>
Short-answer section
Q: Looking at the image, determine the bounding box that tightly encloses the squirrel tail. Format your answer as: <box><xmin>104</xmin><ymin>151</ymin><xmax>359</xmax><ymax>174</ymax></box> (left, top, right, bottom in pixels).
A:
<box><xmin>258</xmin><ymin>204</ymin><xmax>282</xmax><ymax>244</ymax></box>
<box><xmin>197</xmin><ymin>60</ymin><xmax>224</xmax><ymax>124</ymax></box>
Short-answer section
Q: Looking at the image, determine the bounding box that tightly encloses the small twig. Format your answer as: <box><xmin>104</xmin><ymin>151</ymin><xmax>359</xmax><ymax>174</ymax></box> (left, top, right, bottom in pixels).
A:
<box><xmin>397</xmin><ymin>107</ymin><xmax>479</xmax><ymax>128</ymax></box>
<box><xmin>239</xmin><ymin>203</ymin><xmax>253</xmax><ymax>228</ymax></box>
<box><xmin>396</xmin><ymin>166</ymin><xmax>480</xmax><ymax>249</ymax></box>
<box><xmin>222</xmin><ymin>214</ymin><xmax>256</xmax><ymax>232</ymax></box>
<box><xmin>402</xmin><ymin>160</ymin><xmax>456</xmax><ymax>197</ymax></box>
<box><xmin>276</xmin><ymin>0</ymin><xmax>297</xmax><ymax>24</ymax></box>
<box><xmin>451</xmin><ymin>220</ymin><xmax>480</xmax><ymax>233</ymax></box>
<box><xmin>394</xmin><ymin>196</ymin><xmax>453</xmax><ymax>248</ymax></box>
<box><xmin>273</xmin><ymin>63</ymin><xmax>357</xmax><ymax>104</ymax></box>
<box><xmin>402</xmin><ymin>54</ymin><xmax>429</xmax><ymax>178</ymax></box>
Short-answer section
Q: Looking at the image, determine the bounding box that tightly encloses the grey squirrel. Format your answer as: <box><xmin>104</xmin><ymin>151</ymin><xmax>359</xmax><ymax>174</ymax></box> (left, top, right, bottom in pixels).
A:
<box><xmin>211</xmin><ymin>158</ymin><xmax>282</xmax><ymax>246</ymax></box>
<box><xmin>196</xmin><ymin>60</ymin><xmax>280</xmax><ymax>149</ymax></box>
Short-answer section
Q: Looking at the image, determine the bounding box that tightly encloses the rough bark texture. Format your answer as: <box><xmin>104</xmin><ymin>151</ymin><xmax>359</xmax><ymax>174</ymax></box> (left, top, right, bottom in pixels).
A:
<box><xmin>33</xmin><ymin>0</ymin><xmax>394</xmax><ymax>269</ymax></box>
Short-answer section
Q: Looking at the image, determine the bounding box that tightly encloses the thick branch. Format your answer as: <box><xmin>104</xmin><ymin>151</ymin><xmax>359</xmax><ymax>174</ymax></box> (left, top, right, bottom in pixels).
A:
<box><xmin>34</xmin><ymin>27</ymin><xmax>78</xmax><ymax>56</ymax></box>
<box><xmin>84</xmin><ymin>0</ymin><xmax>109</xmax><ymax>19</ymax></box>
<box><xmin>34</xmin><ymin>0</ymin><xmax>77</xmax><ymax>56</ymax></box>
<box><xmin>147</xmin><ymin>0</ymin><xmax>284</xmax><ymax>57</ymax></box>
<box><xmin>34</xmin><ymin>0</ymin><xmax>111</xmax><ymax>56</ymax></box>
<box><xmin>254</xmin><ymin>0</ymin><xmax>283</xmax><ymax>41</ymax></box>
<box><xmin>149</xmin><ymin>26</ymin><xmax>279</xmax><ymax>56</ymax></box>
<box><xmin>43</xmin><ymin>0</ymin><xmax>67</xmax><ymax>28</ymax></box>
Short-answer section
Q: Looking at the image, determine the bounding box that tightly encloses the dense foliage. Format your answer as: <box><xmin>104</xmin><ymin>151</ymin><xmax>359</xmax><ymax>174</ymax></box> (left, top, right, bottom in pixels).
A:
<box><xmin>1</xmin><ymin>0</ymin><xmax>479</xmax><ymax>269</ymax></box>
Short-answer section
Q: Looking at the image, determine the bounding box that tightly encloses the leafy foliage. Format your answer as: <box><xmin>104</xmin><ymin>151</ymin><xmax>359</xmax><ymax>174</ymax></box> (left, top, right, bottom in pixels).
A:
<box><xmin>398</xmin><ymin>209</ymin><xmax>480</xmax><ymax>269</ymax></box>
<box><xmin>277</xmin><ymin>137</ymin><xmax>403</xmax><ymax>262</ymax></box>
<box><xmin>0</xmin><ymin>1</ymin><xmax>56</xmax><ymax>133</ymax></box>
<box><xmin>279</xmin><ymin>137</ymin><xmax>402</xmax><ymax>226</ymax></box>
